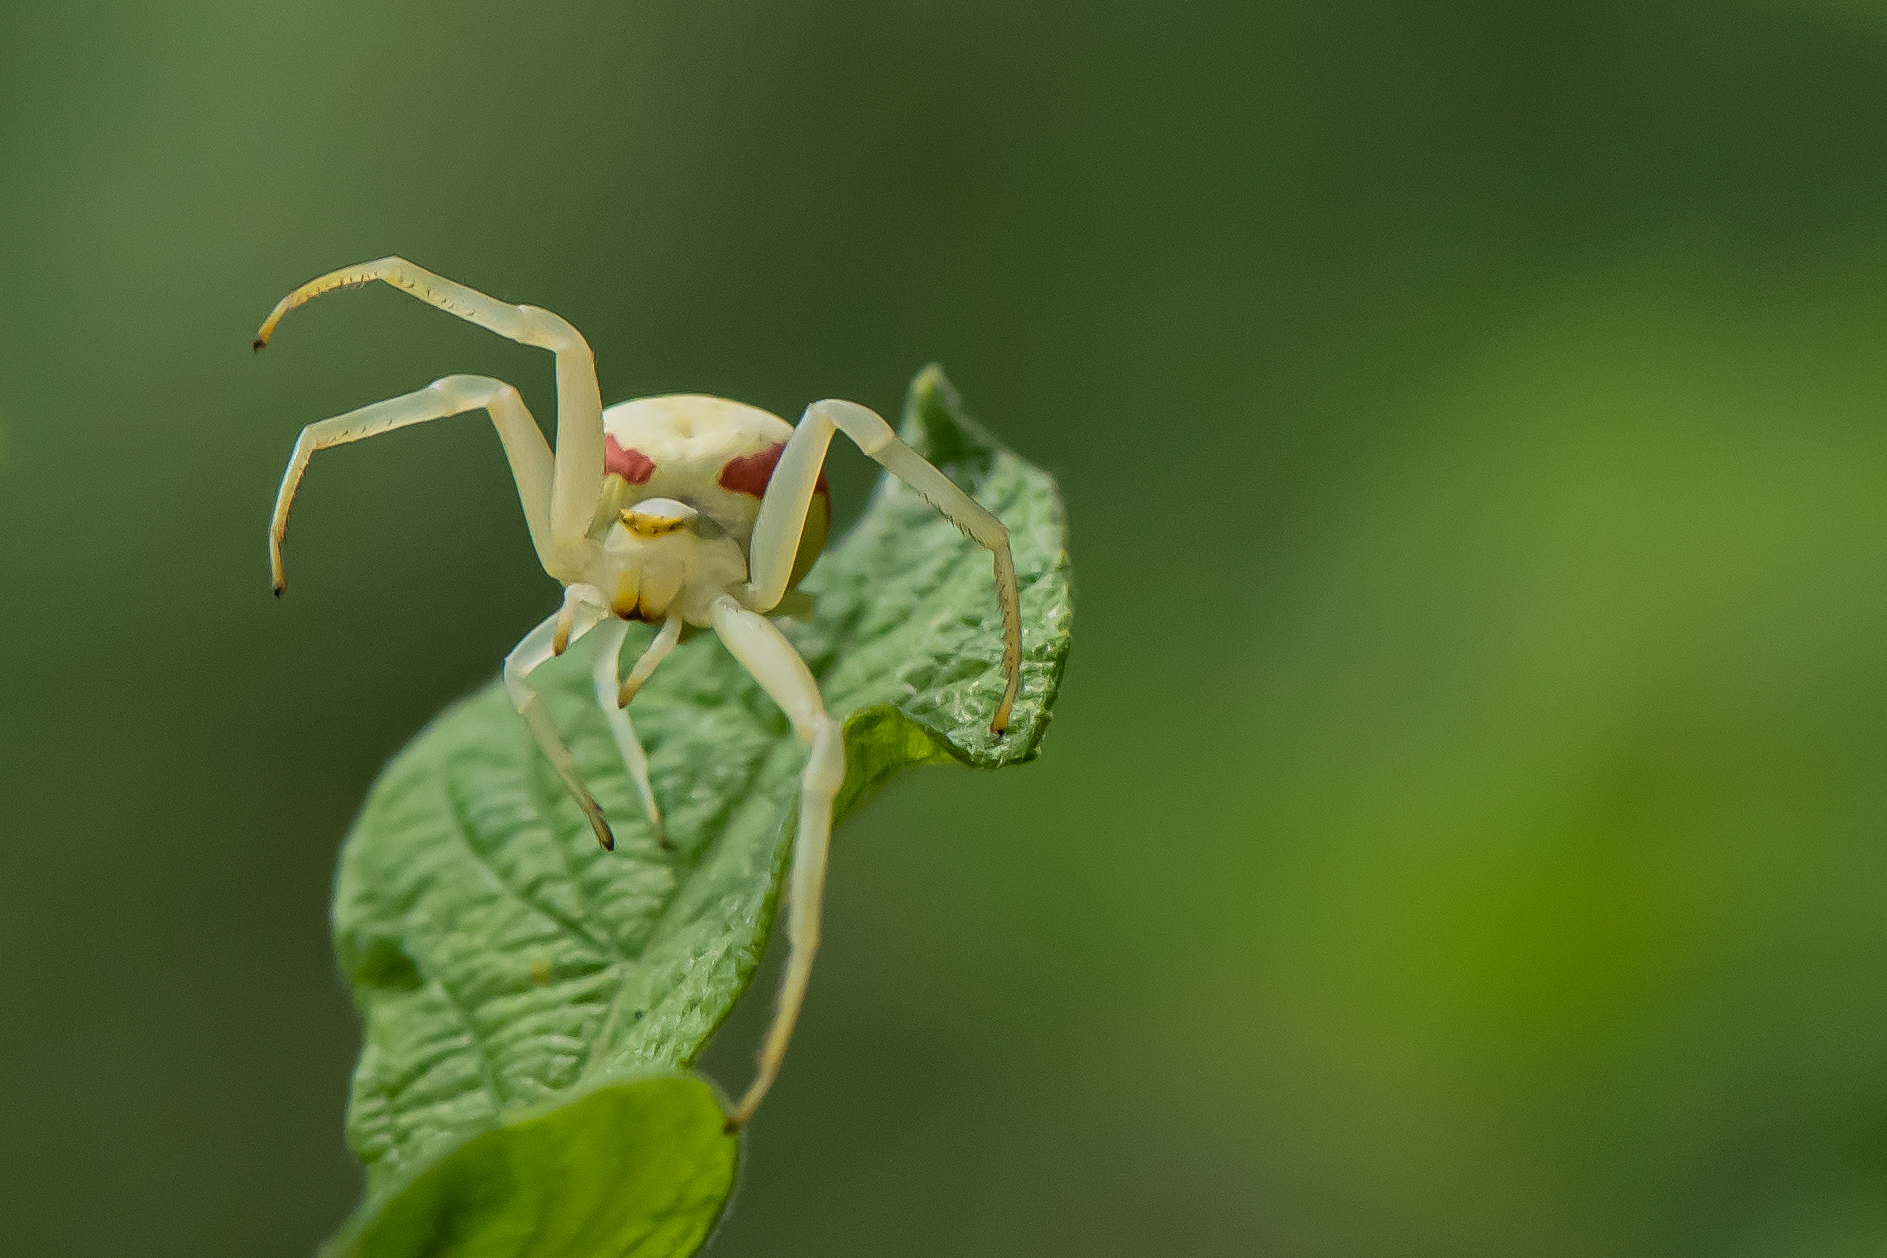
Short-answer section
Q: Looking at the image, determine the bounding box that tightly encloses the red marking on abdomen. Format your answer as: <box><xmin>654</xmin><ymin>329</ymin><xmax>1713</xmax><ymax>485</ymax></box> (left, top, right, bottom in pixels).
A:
<box><xmin>605</xmin><ymin>435</ymin><xmax>655</xmax><ymax>484</ymax></box>
<box><xmin>718</xmin><ymin>442</ymin><xmax>831</xmax><ymax>500</ymax></box>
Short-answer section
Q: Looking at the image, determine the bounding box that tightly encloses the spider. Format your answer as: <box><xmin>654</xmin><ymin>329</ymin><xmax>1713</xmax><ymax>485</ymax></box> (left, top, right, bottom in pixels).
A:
<box><xmin>254</xmin><ymin>258</ymin><xmax>1021</xmax><ymax>1128</ymax></box>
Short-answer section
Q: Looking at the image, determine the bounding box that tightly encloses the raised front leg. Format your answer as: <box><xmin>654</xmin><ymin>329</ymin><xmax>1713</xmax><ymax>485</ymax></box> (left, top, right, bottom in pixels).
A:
<box><xmin>709</xmin><ymin>594</ymin><xmax>846</xmax><ymax>1128</ymax></box>
<box><xmin>254</xmin><ymin>257</ymin><xmax>604</xmax><ymax>562</ymax></box>
<box><xmin>268</xmin><ymin>375</ymin><xmax>554</xmax><ymax>594</ymax></box>
<box><xmin>741</xmin><ymin>398</ymin><xmax>1022</xmax><ymax>731</ymax></box>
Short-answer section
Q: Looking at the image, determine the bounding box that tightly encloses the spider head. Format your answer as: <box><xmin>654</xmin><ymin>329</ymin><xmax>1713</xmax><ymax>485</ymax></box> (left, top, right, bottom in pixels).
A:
<box><xmin>597</xmin><ymin>496</ymin><xmax>746</xmax><ymax>623</ymax></box>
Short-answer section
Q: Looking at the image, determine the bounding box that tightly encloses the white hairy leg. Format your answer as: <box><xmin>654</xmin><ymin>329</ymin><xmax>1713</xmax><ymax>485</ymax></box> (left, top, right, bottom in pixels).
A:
<box><xmin>709</xmin><ymin>595</ymin><xmax>846</xmax><ymax>1128</ymax></box>
<box><xmin>506</xmin><ymin>584</ymin><xmax>615</xmax><ymax>850</ymax></box>
<box><xmin>589</xmin><ymin>617</ymin><xmax>670</xmax><ymax>847</ymax></box>
<box><xmin>742</xmin><ymin>398</ymin><xmax>1022</xmax><ymax>730</ymax></box>
<box><xmin>254</xmin><ymin>257</ymin><xmax>604</xmax><ymax>560</ymax></box>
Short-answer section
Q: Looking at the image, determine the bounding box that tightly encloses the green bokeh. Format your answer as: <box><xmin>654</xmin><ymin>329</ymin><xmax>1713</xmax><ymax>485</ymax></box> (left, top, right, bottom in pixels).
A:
<box><xmin>4</xmin><ymin>2</ymin><xmax>1887</xmax><ymax>1255</ymax></box>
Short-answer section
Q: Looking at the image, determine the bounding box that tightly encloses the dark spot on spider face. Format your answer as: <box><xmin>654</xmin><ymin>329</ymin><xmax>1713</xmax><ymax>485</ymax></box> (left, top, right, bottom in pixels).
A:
<box><xmin>718</xmin><ymin>441</ymin><xmax>831</xmax><ymax>500</ymax></box>
<box><xmin>605</xmin><ymin>435</ymin><xmax>655</xmax><ymax>484</ymax></box>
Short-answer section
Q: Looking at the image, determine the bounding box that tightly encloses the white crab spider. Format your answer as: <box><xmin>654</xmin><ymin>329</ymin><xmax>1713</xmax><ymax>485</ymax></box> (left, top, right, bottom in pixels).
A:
<box><xmin>254</xmin><ymin>258</ymin><xmax>1021</xmax><ymax>1128</ymax></box>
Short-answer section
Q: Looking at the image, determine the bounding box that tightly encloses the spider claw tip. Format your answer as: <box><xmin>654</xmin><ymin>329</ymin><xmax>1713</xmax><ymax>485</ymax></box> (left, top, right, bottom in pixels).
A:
<box><xmin>251</xmin><ymin>337</ymin><xmax>267</xmax><ymax>352</ymax></box>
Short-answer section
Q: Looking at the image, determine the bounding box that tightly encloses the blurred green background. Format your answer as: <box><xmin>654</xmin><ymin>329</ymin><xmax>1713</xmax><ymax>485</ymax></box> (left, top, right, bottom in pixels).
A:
<box><xmin>5</xmin><ymin>1</ymin><xmax>1887</xmax><ymax>1254</ymax></box>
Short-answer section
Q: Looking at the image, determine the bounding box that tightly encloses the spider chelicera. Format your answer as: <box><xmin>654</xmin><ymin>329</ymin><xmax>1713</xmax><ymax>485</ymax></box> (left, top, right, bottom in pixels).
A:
<box><xmin>255</xmin><ymin>258</ymin><xmax>1021</xmax><ymax>1127</ymax></box>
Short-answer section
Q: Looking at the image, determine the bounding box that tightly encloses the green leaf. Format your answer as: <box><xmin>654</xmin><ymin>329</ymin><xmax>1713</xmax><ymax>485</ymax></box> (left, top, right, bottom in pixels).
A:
<box><xmin>319</xmin><ymin>1073</ymin><xmax>736</xmax><ymax>1258</ymax></box>
<box><xmin>323</xmin><ymin>366</ymin><xmax>1072</xmax><ymax>1255</ymax></box>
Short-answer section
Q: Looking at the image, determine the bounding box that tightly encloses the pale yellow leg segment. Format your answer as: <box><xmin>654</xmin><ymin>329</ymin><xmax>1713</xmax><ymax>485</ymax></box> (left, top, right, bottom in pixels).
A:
<box><xmin>618</xmin><ymin>613</ymin><xmax>683</xmax><ymax>708</ymax></box>
<box><xmin>269</xmin><ymin>375</ymin><xmax>552</xmax><ymax>594</ymax></box>
<box><xmin>506</xmin><ymin>585</ymin><xmax>615</xmax><ymax>851</ymax></box>
<box><xmin>710</xmin><ymin>595</ymin><xmax>846</xmax><ymax>1128</ymax></box>
<box><xmin>255</xmin><ymin>257</ymin><xmax>604</xmax><ymax>556</ymax></box>
<box><xmin>742</xmin><ymin>399</ymin><xmax>1022</xmax><ymax>731</ymax></box>
<box><xmin>589</xmin><ymin>617</ymin><xmax>672</xmax><ymax>849</ymax></box>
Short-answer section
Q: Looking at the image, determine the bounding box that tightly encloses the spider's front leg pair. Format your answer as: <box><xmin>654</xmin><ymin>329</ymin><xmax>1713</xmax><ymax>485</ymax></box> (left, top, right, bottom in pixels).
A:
<box><xmin>260</xmin><ymin>259</ymin><xmax>605</xmax><ymax>589</ymax></box>
<box><xmin>260</xmin><ymin>260</ymin><xmax>630</xmax><ymax>851</ymax></box>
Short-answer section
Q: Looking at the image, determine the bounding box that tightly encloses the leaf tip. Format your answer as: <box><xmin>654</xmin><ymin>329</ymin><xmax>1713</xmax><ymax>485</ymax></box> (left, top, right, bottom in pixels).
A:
<box><xmin>902</xmin><ymin>363</ymin><xmax>998</xmax><ymax>485</ymax></box>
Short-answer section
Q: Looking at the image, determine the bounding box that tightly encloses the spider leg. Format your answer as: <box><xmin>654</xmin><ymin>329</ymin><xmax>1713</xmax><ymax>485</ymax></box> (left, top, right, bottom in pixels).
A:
<box><xmin>742</xmin><ymin>399</ymin><xmax>1022</xmax><ymax>732</ymax></box>
<box><xmin>709</xmin><ymin>594</ymin><xmax>846</xmax><ymax>1129</ymax></box>
<box><xmin>269</xmin><ymin>375</ymin><xmax>552</xmax><ymax>594</ymax></box>
<box><xmin>589</xmin><ymin>616</ymin><xmax>676</xmax><ymax>849</ymax></box>
<box><xmin>618</xmin><ymin>613</ymin><xmax>683</xmax><ymax>709</ymax></box>
<box><xmin>254</xmin><ymin>257</ymin><xmax>603</xmax><ymax>559</ymax></box>
<box><xmin>506</xmin><ymin>584</ymin><xmax>616</xmax><ymax>851</ymax></box>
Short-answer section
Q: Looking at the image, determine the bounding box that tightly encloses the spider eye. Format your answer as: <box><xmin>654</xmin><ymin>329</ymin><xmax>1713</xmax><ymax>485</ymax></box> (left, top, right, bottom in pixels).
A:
<box><xmin>622</xmin><ymin>497</ymin><xmax>698</xmax><ymax>537</ymax></box>
<box><xmin>605</xmin><ymin>435</ymin><xmax>656</xmax><ymax>485</ymax></box>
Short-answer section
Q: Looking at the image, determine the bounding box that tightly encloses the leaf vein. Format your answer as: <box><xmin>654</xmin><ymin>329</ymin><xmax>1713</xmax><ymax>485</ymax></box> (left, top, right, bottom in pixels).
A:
<box><xmin>445</xmin><ymin>749</ymin><xmax>620</xmax><ymax>962</ymax></box>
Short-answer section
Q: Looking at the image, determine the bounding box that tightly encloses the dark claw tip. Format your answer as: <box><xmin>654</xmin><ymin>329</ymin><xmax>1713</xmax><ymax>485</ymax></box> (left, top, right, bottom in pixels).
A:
<box><xmin>722</xmin><ymin>1116</ymin><xmax>740</xmax><ymax>1135</ymax></box>
<box><xmin>272</xmin><ymin>584</ymin><xmax>285</xmax><ymax>598</ymax></box>
<box><xmin>251</xmin><ymin>338</ymin><xmax>267</xmax><ymax>352</ymax></box>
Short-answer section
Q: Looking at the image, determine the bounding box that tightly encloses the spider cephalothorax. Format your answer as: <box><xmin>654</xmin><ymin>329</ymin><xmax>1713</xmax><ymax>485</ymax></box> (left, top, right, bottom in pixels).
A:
<box><xmin>255</xmin><ymin>258</ymin><xmax>1019</xmax><ymax>1128</ymax></box>
<box><xmin>585</xmin><ymin>396</ymin><xmax>828</xmax><ymax>623</ymax></box>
